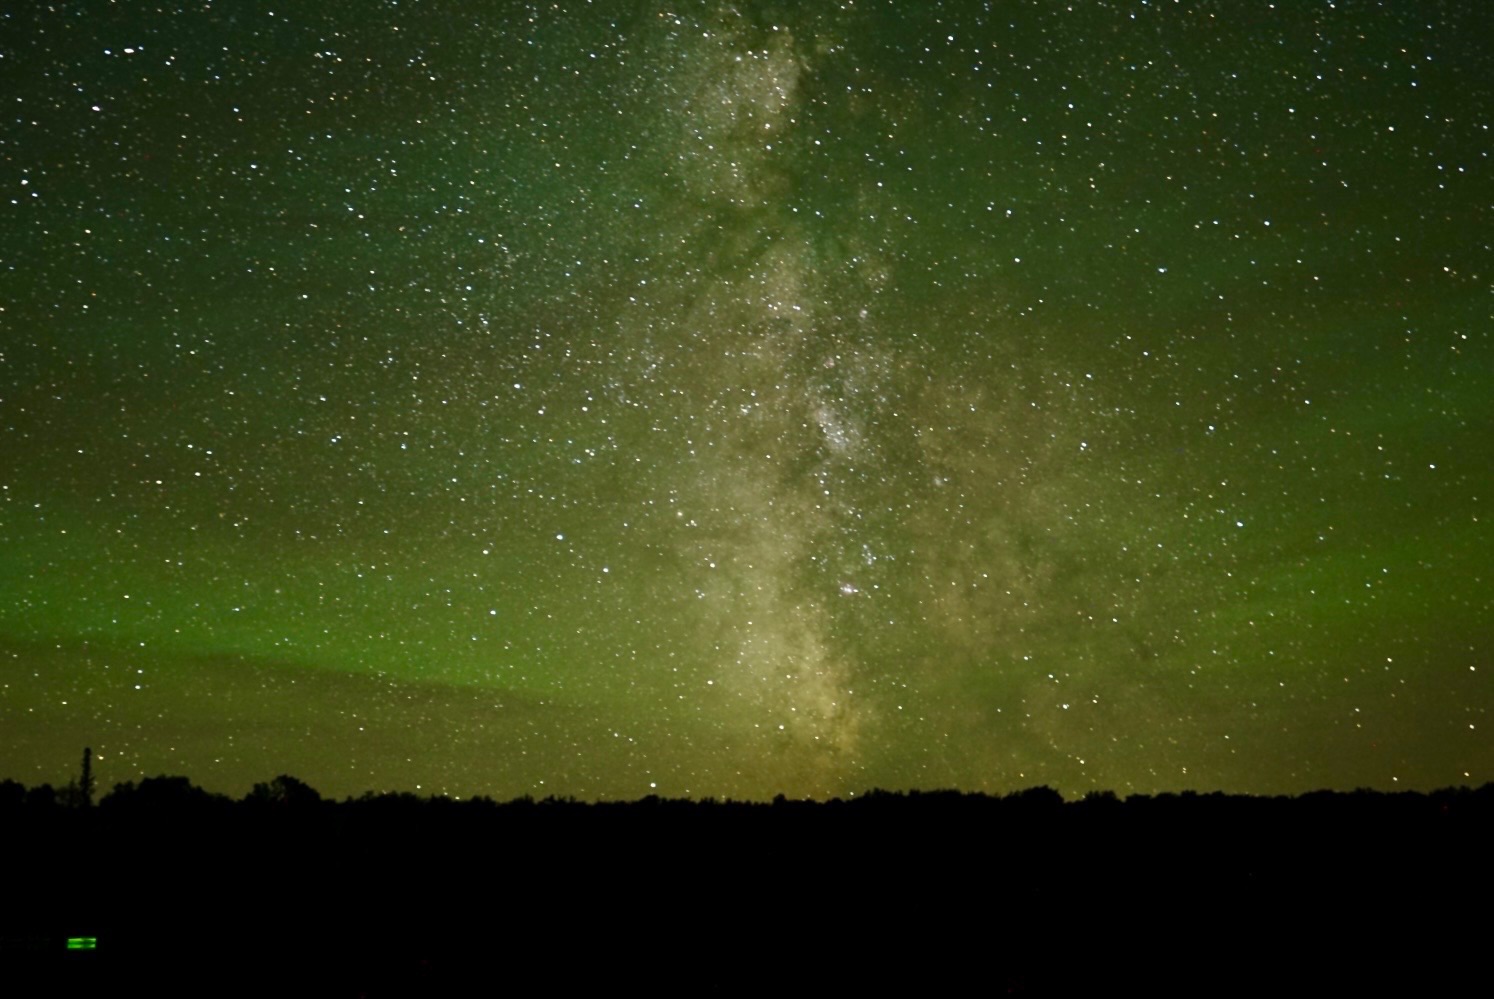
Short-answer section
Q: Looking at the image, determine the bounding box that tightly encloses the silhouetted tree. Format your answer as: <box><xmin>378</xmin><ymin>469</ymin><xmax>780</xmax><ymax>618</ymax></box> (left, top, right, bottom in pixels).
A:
<box><xmin>55</xmin><ymin>748</ymin><xmax>97</xmax><ymax>809</ymax></box>
<box><xmin>1005</xmin><ymin>785</ymin><xmax>1065</xmax><ymax>813</ymax></box>
<box><xmin>24</xmin><ymin>784</ymin><xmax>57</xmax><ymax>809</ymax></box>
<box><xmin>79</xmin><ymin>746</ymin><xmax>94</xmax><ymax>808</ymax></box>
<box><xmin>99</xmin><ymin>775</ymin><xmax>229</xmax><ymax>813</ymax></box>
<box><xmin>1079</xmin><ymin>789</ymin><xmax>1121</xmax><ymax>814</ymax></box>
<box><xmin>0</xmin><ymin>778</ymin><xmax>24</xmax><ymax>811</ymax></box>
<box><xmin>246</xmin><ymin>774</ymin><xmax>322</xmax><ymax>809</ymax></box>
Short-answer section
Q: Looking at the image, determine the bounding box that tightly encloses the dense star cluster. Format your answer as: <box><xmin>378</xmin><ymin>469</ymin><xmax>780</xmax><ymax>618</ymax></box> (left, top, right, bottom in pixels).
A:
<box><xmin>2</xmin><ymin>1</ymin><xmax>1489</xmax><ymax>800</ymax></box>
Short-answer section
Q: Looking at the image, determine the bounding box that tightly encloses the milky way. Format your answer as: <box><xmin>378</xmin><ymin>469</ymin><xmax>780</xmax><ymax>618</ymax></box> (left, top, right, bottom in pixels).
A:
<box><xmin>2</xmin><ymin>2</ymin><xmax>1489</xmax><ymax>800</ymax></box>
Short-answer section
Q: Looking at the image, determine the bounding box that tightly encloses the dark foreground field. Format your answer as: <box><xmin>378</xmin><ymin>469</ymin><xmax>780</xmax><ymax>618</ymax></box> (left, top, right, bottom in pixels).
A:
<box><xmin>5</xmin><ymin>786</ymin><xmax>1489</xmax><ymax>995</ymax></box>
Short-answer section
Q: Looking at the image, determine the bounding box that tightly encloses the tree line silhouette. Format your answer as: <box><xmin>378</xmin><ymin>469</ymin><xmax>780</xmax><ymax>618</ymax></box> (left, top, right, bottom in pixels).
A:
<box><xmin>7</xmin><ymin>767</ymin><xmax>1494</xmax><ymax>823</ymax></box>
<box><xmin>5</xmin><ymin>752</ymin><xmax>1491</xmax><ymax>994</ymax></box>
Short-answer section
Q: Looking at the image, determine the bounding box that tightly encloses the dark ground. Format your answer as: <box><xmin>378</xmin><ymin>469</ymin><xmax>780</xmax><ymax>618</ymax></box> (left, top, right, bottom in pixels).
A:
<box><xmin>5</xmin><ymin>787</ymin><xmax>1488</xmax><ymax>995</ymax></box>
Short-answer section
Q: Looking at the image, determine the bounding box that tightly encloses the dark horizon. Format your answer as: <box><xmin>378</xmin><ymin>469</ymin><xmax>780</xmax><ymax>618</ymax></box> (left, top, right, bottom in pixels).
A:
<box><xmin>9</xmin><ymin>751</ymin><xmax>1494</xmax><ymax>809</ymax></box>
<box><xmin>7</xmin><ymin>764</ymin><xmax>1491</xmax><ymax>994</ymax></box>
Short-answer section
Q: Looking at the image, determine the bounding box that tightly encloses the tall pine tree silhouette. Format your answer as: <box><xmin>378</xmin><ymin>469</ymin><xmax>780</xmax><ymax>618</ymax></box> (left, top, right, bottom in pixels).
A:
<box><xmin>79</xmin><ymin>746</ymin><xmax>94</xmax><ymax>809</ymax></box>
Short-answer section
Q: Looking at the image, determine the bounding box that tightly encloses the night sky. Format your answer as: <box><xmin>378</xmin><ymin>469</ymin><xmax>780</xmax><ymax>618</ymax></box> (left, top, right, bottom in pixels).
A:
<box><xmin>2</xmin><ymin>1</ymin><xmax>1489</xmax><ymax>802</ymax></box>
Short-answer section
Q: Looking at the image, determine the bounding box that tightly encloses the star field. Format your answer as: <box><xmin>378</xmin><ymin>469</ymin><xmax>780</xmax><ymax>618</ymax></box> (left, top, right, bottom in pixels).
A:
<box><xmin>2</xmin><ymin>1</ymin><xmax>1489</xmax><ymax>800</ymax></box>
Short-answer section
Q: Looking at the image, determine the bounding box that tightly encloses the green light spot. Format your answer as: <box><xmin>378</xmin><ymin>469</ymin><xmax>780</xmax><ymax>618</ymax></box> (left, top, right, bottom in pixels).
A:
<box><xmin>66</xmin><ymin>937</ymin><xmax>97</xmax><ymax>950</ymax></box>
